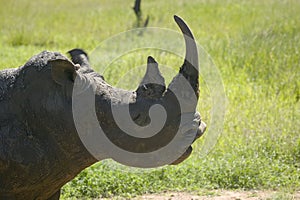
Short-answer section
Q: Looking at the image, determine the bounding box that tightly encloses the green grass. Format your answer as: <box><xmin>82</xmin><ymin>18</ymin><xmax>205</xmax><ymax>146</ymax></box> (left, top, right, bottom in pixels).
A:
<box><xmin>0</xmin><ymin>0</ymin><xmax>299</xmax><ymax>199</ymax></box>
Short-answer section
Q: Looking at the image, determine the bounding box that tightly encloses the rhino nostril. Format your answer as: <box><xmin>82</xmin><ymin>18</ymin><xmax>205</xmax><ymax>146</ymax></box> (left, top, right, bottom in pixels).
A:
<box><xmin>132</xmin><ymin>113</ymin><xmax>141</xmax><ymax>121</ymax></box>
<box><xmin>193</xmin><ymin>122</ymin><xmax>206</xmax><ymax>141</ymax></box>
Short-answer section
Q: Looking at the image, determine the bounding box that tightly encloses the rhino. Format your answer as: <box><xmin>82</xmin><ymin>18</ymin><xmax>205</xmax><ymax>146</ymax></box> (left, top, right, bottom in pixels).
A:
<box><xmin>0</xmin><ymin>16</ymin><xmax>206</xmax><ymax>199</ymax></box>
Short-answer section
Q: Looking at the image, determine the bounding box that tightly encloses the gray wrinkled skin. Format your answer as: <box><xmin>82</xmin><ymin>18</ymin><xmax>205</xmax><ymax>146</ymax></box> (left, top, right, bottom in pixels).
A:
<box><xmin>0</xmin><ymin>16</ymin><xmax>206</xmax><ymax>200</ymax></box>
<box><xmin>0</xmin><ymin>51</ymin><xmax>98</xmax><ymax>200</ymax></box>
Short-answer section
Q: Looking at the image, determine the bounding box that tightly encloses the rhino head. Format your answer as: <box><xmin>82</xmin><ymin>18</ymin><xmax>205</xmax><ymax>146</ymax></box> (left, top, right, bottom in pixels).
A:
<box><xmin>0</xmin><ymin>16</ymin><xmax>206</xmax><ymax>199</ymax></box>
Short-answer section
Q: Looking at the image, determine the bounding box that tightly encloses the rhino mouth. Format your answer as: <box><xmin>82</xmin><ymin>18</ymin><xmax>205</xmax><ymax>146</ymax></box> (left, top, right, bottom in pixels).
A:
<box><xmin>171</xmin><ymin>146</ymin><xmax>193</xmax><ymax>165</ymax></box>
<box><xmin>170</xmin><ymin>119</ymin><xmax>206</xmax><ymax>165</ymax></box>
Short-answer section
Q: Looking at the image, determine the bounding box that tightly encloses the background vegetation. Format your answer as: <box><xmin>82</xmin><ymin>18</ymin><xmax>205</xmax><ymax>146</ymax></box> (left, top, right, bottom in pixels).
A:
<box><xmin>0</xmin><ymin>0</ymin><xmax>299</xmax><ymax>199</ymax></box>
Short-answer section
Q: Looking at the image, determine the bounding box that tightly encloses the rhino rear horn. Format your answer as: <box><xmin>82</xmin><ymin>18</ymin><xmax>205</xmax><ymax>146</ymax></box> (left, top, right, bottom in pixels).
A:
<box><xmin>136</xmin><ymin>56</ymin><xmax>166</xmax><ymax>99</ymax></box>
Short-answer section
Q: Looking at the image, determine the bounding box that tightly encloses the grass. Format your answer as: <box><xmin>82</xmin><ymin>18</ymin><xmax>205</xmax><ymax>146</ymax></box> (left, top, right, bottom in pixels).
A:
<box><xmin>0</xmin><ymin>0</ymin><xmax>299</xmax><ymax>199</ymax></box>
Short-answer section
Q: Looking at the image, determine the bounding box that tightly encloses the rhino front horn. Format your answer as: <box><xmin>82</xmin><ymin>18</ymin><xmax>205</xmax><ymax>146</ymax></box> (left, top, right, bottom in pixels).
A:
<box><xmin>169</xmin><ymin>15</ymin><xmax>199</xmax><ymax>99</ymax></box>
<box><xmin>161</xmin><ymin>15</ymin><xmax>199</xmax><ymax>115</ymax></box>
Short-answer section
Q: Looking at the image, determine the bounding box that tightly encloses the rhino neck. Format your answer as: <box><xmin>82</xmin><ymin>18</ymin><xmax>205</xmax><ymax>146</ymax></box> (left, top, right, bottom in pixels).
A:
<box><xmin>0</xmin><ymin>68</ymin><xmax>19</xmax><ymax>97</ymax></box>
<box><xmin>0</xmin><ymin>68</ymin><xmax>20</xmax><ymax>123</ymax></box>
<box><xmin>0</xmin><ymin>69</ymin><xmax>99</xmax><ymax>199</ymax></box>
<box><xmin>0</xmin><ymin>66</ymin><xmax>97</xmax><ymax>180</ymax></box>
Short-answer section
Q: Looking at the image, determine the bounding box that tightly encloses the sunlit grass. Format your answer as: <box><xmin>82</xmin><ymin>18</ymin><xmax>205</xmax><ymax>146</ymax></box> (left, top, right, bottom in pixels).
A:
<box><xmin>0</xmin><ymin>0</ymin><xmax>299</xmax><ymax>198</ymax></box>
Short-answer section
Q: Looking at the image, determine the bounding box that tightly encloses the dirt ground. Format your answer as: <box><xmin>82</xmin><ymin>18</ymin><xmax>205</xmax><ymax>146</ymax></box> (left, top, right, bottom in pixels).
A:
<box><xmin>130</xmin><ymin>190</ymin><xmax>300</xmax><ymax>200</ymax></box>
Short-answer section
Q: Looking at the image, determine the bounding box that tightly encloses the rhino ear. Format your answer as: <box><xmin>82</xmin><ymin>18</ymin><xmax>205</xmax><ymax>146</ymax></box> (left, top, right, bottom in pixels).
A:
<box><xmin>49</xmin><ymin>59</ymin><xmax>77</xmax><ymax>85</ymax></box>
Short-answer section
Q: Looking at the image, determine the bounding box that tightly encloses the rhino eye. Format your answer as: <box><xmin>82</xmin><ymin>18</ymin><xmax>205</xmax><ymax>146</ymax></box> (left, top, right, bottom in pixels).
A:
<box><xmin>142</xmin><ymin>85</ymin><xmax>147</xmax><ymax>90</ymax></box>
